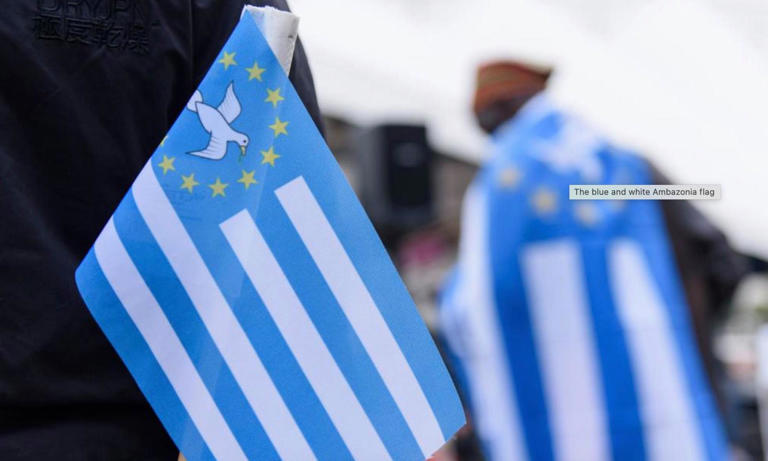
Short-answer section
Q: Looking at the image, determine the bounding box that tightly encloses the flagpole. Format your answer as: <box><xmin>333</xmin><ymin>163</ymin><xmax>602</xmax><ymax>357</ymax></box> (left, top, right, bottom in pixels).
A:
<box><xmin>241</xmin><ymin>5</ymin><xmax>299</xmax><ymax>76</ymax></box>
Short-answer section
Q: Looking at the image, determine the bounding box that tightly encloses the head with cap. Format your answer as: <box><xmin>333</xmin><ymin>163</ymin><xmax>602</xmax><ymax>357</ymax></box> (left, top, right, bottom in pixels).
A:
<box><xmin>473</xmin><ymin>60</ymin><xmax>552</xmax><ymax>135</ymax></box>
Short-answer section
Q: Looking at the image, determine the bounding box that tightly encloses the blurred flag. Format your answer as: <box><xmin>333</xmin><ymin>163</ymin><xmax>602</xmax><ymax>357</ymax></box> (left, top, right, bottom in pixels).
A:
<box><xmin>75</xmin><ymin>9</ymin><xmax>464</xmax><ymax>461</ymax></box>
<box><xmin>440</xmin><ymin>95</ymin><xmax>726</xmax><ymax>461</ymax></box>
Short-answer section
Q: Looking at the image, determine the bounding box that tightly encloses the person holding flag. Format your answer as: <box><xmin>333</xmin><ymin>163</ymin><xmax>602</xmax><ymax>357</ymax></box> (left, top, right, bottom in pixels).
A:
<box><xmin>440</xmin><ymin>60</ymin><xmax>749</xmax><ymax>460</ymax></box>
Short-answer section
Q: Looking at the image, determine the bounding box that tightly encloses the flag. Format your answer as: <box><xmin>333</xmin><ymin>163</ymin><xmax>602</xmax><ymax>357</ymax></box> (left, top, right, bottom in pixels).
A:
<box><xmin>439</xmin><ymin>95</ymin><xmax>726</xmax><ymax>461</ymax></box>
<box><xmin>75</xmin><ymin>10</ymin><xmax>464</xmax><ymax>461</ymax></box>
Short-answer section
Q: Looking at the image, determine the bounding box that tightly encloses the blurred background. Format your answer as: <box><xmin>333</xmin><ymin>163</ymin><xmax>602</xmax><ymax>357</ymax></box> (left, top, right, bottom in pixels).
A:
<box><xmin>289</xmin><ymin>0</ymin><xmax>768</xmax><ymax>459</ymax></box>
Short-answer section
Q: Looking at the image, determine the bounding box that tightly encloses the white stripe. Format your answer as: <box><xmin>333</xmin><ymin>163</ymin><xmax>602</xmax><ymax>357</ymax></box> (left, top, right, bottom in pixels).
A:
<box><xmin>522</xmin><ymin>240</ymin><xmax>609</xmax><ymax>461</ymax></box>
<box><xmin>132</xmin><ymin>165</ymin><xmax>316</xmax><ymax>461</ymax></box>
<box><xmin>609</xmin><ymin>239</ymin><xmax>705</xmax><ymax>461</ymax></box>
<box><xmin>220</xmin><ymin>210</ymin><xmax>392</xmax><ymax>461</ymax></box>
<box><xmin>449</xmin><ymin>185</ymin><xmax>527</xmax><ymax>461</ymax></box>
<box><xmin>275</xmin><ymin>176</ymin><xmax>445</xmax><ymax>457</ymax></box>
<box><xmin>94</xmin><ymin>219</ymin><xmax>246</xmax><ymax>461</ymax></box>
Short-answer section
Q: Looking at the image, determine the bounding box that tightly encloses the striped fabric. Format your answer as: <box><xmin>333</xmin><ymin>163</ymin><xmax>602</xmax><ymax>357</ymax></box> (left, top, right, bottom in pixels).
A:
<box><xmin>76</xmin><ymin>12</ymin><xmax>463</xmax><ymax>461</ymax></box>
<box><xmin>440</xmin><ymin>95</ymin><xmax>726</xmax><ymax>461</ymax></box>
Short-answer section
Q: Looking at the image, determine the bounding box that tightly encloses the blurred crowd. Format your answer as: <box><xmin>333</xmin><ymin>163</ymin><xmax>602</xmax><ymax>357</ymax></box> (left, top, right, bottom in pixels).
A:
<box><xmin>332</xmin><ymin>60</ymin><xmax>768</xmax><ymax>460</ymax></box>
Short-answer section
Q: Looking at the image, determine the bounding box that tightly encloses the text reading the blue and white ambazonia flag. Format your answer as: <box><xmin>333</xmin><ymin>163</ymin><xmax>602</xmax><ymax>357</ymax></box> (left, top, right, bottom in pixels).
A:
<box><xmin>569</xmin><ymin>184</ymin><xmax>721</xmax><ymax>200</ymax></box>
<box><xmin>75</xmin><ymin>9</ymin><xmax>464</xmax><ymax>461</ymax></box>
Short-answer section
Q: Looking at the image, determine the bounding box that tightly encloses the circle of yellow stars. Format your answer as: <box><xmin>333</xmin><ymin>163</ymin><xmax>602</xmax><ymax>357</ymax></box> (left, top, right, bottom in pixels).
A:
<box><xmin>527</xmin><ymin>185</ymin><xmax>608</xmax><ymax>227</ymax></box>
<box><xmin>496</xmin><ymin>164</ymin><xmax>612</xmax><ymax>227</ymax></box>
<box><xmin>155</xmin><ymin>50</ymin><xmax>292</xmax><ymax>198</ymax></box>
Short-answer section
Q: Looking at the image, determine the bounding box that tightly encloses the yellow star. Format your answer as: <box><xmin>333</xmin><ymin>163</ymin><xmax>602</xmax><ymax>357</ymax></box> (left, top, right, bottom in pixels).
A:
<box><xmin>157</xmin><ymin>155</ymin><xmax>175</xmax><ymax>175</ymax></box>
<box><xmin>245</xmin><ymin>61</ymin><xmax>266</xmax><ymax>81</ymax></box>
<box><xmin>268</xmin><ymin>117</ymin><xmax>289</xmax><ymax>137</ymax></box>
<box><xmin>497</xmin><ymin>167</ymin><xmax>522</xmax><ymax>189</ymax></box>
<box><xmin>574</xmin><ymin>202</ymin><xmax>599</xmax><ymax>226</ymax></box>
<box><xmin>159</xmin><ymin>135</ymin><xmax>168</xmax><ymax>147</ymax></box>
<box><xmin>218</xmin><ymin>51</ymin><xmax>237</xmax><ymax>70</ymax></box>
<box><xmin>265</xmin><ymin>88</ymin><xmax>284</xmax><ymax>107</ymax></box>
<box><xmin>180</xmin><ymin>173</ymin><xmax>199</xmax><ymax>193</ymax></box>
<box><xmin>531</xmin><ymin>187</ymin><xmax>557</xmax><ymax>215</ymax></box>
<box><xmin>237</xmin><ymin>169</ymin><xmax>258</xmax><ymax>190</ymax></box>
<box><xmin>260</xmin><ymin>146</ymin><xmax>280</xmax><ymax>166</ymax></box>
<box><xmin>610</xmin><ymin>200</ymin><xmax>627</xmax><ymax>211</ymax></box>
<box><xmin>208</xmin><ymin>177</ymin><xmax>229</xmax><ymax>197</ymax></box>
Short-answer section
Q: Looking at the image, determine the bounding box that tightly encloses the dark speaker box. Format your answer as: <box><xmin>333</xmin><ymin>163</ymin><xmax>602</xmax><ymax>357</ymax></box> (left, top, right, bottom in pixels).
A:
<box><xmin>356</xmin><ymin>124</ymin><xmax>434</xmax><ymax>232</ymax></box>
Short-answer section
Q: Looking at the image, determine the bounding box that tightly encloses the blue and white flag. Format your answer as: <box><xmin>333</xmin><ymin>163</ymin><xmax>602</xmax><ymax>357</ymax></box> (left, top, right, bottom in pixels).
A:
<box><xmin>440</xmin><ymin>95</ymin><xmax>726</xmax><ymax>461</ymax></box>
<box><xmin>75</xmin><ymin>11</ymin><xmax>464</xmax><ymax>461</ymax></box>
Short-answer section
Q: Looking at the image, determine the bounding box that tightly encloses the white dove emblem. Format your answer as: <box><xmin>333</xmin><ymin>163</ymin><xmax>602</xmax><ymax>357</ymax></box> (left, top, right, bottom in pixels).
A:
<box><xmin>186</xmin><ymin>82</ymin><xmax>249</xmax><ymax>160</ymax></box>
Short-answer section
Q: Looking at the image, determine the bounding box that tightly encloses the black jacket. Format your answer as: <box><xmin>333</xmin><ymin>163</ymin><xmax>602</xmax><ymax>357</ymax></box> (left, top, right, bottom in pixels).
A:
<box><xmin>0</xmin><ymin>1</ymin><xmax>322</xmax><ymax>459</ymax></box>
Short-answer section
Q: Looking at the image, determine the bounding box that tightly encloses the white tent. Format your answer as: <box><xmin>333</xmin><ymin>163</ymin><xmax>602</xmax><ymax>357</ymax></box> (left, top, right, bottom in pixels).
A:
<box><xmin>290</xmin><ymin>0</ymin><xmax>768</xmax><ymax>257</ymax></box>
